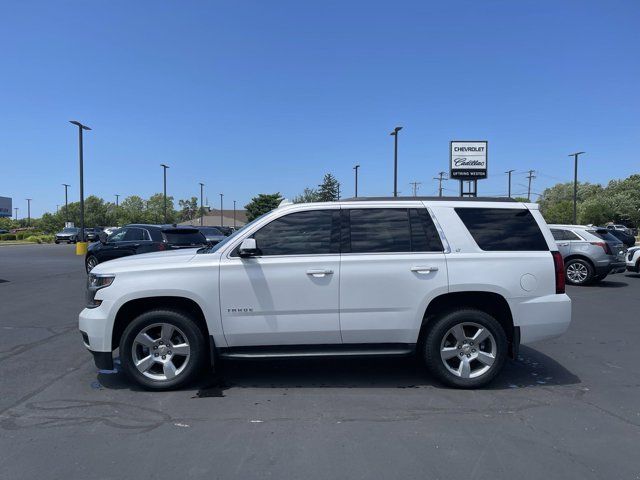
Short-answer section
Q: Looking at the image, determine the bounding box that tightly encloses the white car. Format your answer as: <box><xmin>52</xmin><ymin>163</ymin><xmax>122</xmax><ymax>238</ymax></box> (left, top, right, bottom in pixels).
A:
<box><xmin>626</xmin><ymin>246</ymin><xmax>640</xmax><ymax>273</ymax></box>
<box><xmin>79</xmin><ymin>197</ymin><xmax>571</xmax><ymax>390</ymax></box>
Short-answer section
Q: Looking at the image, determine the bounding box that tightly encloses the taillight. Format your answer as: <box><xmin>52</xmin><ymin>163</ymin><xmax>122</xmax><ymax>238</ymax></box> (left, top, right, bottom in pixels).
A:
<box><xmin>590</xmin><ymin>241</ymin><xmax>611</xmax><ymax>255</ymax></box>
<box><xmin>551</xmin><ymin>251</ymin><xmax>565</xmax><ymax>294</ymax></box>
<box><xmin>157</xmin><ymin>242</ymin><xmax>166</xmax><ymax>251</ymax></box>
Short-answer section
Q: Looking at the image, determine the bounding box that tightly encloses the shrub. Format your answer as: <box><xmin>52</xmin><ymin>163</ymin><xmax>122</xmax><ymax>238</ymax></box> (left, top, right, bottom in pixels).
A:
<box><xmin>25</xmin><ymin>235</ymin><xmax>42</xmax><ymax>243</ymax></box>
<box><xmin>0</xmin><ymin>234</ymin><xmax>17</xmax><ymax>241</ymax></box>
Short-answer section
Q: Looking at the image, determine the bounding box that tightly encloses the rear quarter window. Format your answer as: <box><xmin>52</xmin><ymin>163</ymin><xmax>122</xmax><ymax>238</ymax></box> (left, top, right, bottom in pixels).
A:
<box><xmin>455</xmin><ymin>207</ymin><xmax>548</xmax><ymax>251</ymax></box>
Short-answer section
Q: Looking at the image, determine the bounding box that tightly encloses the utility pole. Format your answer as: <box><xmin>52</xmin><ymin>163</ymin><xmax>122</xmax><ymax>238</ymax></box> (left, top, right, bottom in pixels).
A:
<box><xmin>69</xmin><ymin>120</ymin><xmax>91</xmax><ymax>244</ymax></box>
<box><xmin>526</xmin><ymin>170</ymin><xmax>536</xmax><ymax>202</ymax></box>
<box><xmin>199</xmin><ymin>183</ymin><xmax>205</xmax><ymax>226</ymax></box>
<box><xmin>62</xmin><ymin>183</ymin><xmax>70</xmax><ymax>223</ymax></box>
<box><xmin>219</xmin><ymin>193</ymin><xmax>224</xmax><ymax>227</ymax></box>
<box><xmin>353</xmin><ymin>164</ymin><xmax>360</xmax><ymax>198</ymax></box>
<box><xmin>233</xmin><ymin>200</ymin><xmax>236</xmax><ymax>228</ymax></box>
<box><xmin>115</xmin><ymin>194</ymin><xmax>120</xmax><ymax>207</ymax></box>
<box><xmin>433</xmin><ymin>172</ymin><xmax>447</xmax><ymax>197</ymax></box>
<box><xmin>409</xmin><ymin>181</ymin><xmax>422</xmax><ymax>197</ymax></box>
<box><xmin>504</xmin><ymin>170</ymin><xmax>515</xmax><ymax>198</ymax></box>
<box><xmin>56</xmin><ymin>205</ymin><xmax>59</xmax><ymax>213</ymax></box>
<box><xmin>389</xmin><ymin>126</ymin><xmax>403</xmax><ymax>197</ymax></box>
<box><xmin>569</xmin><ymin>152</ymin><xmax>585</xmax><ymax>224</ymax></box>
<box><xmin>160</xmin><ymin>164</ymin><xmax>169</xmax><ymax>223</ymax></box>
<box><xmin>14</xmin><ymin>207</ymin><xmax>18</xmax><ymax>220</ymax></box>
<box><xmin>26</xmin><ymin>198</ymin><xmax>32</xmax><ymax>226</ymax></box>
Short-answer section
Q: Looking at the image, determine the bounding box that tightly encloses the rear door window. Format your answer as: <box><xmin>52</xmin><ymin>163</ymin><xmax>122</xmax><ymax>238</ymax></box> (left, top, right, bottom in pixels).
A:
<box><xmin>455</xmin><ymin>207</ymin><xmax>548</xmax><ymax>251</ymax></box>
<box><xmin>124</xmin><ymin>228</ymin><xmax>148</xmax><ymax>241</ymax></box>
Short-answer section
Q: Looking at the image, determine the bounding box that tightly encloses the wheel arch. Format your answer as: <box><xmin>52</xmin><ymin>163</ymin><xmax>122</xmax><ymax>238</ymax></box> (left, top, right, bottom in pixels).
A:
<box><xmin>563</xmin><ymin>254</ymin><xmax>595</xmax><ymax>269</ymax></box>
<box><xmin>418</xmin><ymin>291</ymin><xmax>516</xmax><ymax>357</ymax></box>
<box><xmin>112</xmin><ymin>296</ymin><xmax>210</xmax><ymax>351</ymax></box>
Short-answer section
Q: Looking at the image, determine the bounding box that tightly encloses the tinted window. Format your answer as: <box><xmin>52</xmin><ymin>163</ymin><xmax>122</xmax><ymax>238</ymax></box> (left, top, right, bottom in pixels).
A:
<box><xmin>587</xmin><ymin>230</ymin><xmax>619</xmax><ymax>243</ymax></box>
<box><xmin>565</xmin><ymin>230</ymin><xmax>581</xmax><ymax>240</ymax></box>
<box><xmin>410</xmin><ymin>209</ymin><xmax>444</xmax><ymax>251</ymax></box>
<box><xmin>200</xmin><ymin>228</ymin><xmax>223</xmax><ymax>236</ymax></box>
<box><xmin>124</xmin><ymin>228</ymin><xmax>147</xmax><ymax>241</ymax></box>
<box><xmin>163</xmin><ymin>230</ymin><xmax>206</xmax><ymax>245</ymax></box>
<box><xmin>108</xmin><ymin>229</ymin><xmax>127</xmax><ymax>242</ymax></box>
<box><xmin>253</xmin><ymin>210</ymin><xmax>337</xmax><ymax>256</ymax></box>
<box><xmin>348</xmin><ymin>209</ymin><xmax>411</xmax><ymax>253</ymax></box>
<box><xmin>550</xmin><ymin>229</ymin><xmax>564</xmax><ymax>241</ymax></box>
<box><xmin>455</xmin><ymin>208</ymin><xmax>548</xmax><ymax>251</ymax></box>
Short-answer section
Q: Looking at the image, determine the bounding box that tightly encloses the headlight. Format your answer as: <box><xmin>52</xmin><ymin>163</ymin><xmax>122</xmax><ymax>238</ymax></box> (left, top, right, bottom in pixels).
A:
<box><xmin>86</xmin><ymin>274</ymin><xmax>115</xmax><ymax>308</ymax></box>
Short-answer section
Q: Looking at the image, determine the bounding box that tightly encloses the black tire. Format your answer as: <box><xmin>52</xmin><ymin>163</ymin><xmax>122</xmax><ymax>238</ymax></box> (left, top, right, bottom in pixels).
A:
<box><xmin>85</xmin><ymin>255</ymin><xmax>99</xmax><ymax>273</ymax></box>
<box><xmin>120</xmin><ymin>309</ymin><xmax>207</xmax><ymax>390</ymax></box>
<box><xmin>565</xmin><ymin>258</ymin><xmax>594</xmax><ymax>285</ymax></box>
<box><xmin>423</xmin><ymin>309</ymin><xmax>508</xmax><ymax>389</ymax></box>
<box><xmin>54</xmin><ymin>240</ymin><xmax>59</xmax><ymax>244</ymax></box>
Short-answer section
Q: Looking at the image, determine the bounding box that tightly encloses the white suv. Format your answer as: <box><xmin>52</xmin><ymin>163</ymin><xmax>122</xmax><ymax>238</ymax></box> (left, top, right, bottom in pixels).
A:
<box><xmin>79</xmin><ymin>198</ymin><xmax>571</xmax><ymax>389</ymax></box>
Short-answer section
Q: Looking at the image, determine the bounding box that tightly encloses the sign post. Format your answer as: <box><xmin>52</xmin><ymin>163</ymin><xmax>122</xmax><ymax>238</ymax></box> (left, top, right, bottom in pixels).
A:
<box><xmin>450</xmin><ymin>141</ymin><xmax>488</xmax><ymax>197</ymax></box>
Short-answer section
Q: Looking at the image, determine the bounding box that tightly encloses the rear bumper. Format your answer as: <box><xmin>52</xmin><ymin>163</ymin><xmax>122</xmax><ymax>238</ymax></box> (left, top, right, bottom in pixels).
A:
<box><xmin>510</xmin><ymin>294</ymin><xmax>571</xmax><ymax>344</ymax></box>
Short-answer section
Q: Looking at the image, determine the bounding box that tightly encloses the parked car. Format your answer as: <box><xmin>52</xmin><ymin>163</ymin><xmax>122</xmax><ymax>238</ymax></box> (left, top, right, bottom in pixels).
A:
<box><xmin>605</xmin><ymin>228</ymin><xmax>636</xmax><ymax>248</ymax></box>
<box><xmin>549</xmin><ymin>224</ymin><xmax>626</xmax><ymax>285</ymax></box>
<box><xmin>85</xmin><ymin>227</ymin><xmax>104</xmax><ymax>242</ymax></box>
<box><xmin>102</xmin><ymin>226</ymin><xmax>120</xmax><ymax>237</ymax></box>
<box><xmin>212</xmin><ymin>225</ymin><xmax>233</xmax><ymax>236</ymax></box>
<box><xmin>196</xmin><ymin>226</ymin><xmax>226</xmax><ymax>245</ymax></box>
<box><xmin>0</xmin><ymin>229</ymin><xmax>8</xmax><ymax>234</ymax></box>
<box><xmin>607</xmin><ymin>224</ymin><xmax>634</xmax><ymax>236</ymax></box>
<box><xmin>55</xmin><ymin>227</ymin><xmax>80</xmax><ymax>244</ymax></box>
<box><xmin>626</xmin><ymin>247</ymin><xmax>640</xmax><ymax>273</ymax></box>
<box><xmin>84</xmin><ymin>224</ymin><xmax>207</xmax><ymax>273</ymax></box>
<box><xmin>80</xmin><ymin>197</ymin><xmax>571</xmax><ymax>390</ymax></box>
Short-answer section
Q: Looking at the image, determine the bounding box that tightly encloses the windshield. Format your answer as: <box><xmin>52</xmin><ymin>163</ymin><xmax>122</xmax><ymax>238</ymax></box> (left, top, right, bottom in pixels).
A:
<box><xmin>62</xmin><ymin>228</ymin><xmax>79</xmax><ymax>233</ymax></box>
<box><xmin>200</xmin><ymin>227</ymin><xmax>223</xmax><ymax>236</ymax></box>
<box><xmin>198</xmin><ymin>212</ymin><xmax>269</xmax><ymax>254</ymax></box>
<box><xmin>587</xmin><ymin>230</ymin><xmax>620</xmax><ymax>243</ymax></box>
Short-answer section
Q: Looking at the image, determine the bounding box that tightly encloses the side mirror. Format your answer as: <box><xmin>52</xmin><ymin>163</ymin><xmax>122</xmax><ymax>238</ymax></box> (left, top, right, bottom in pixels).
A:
<box><xmin>99</xmin><ymin>232</ymin><xmax>108</xmax><ymax>244</ymax></box>
<box><xmin>238</xmin><ymin>238</ymin><xmax>258</xmax><ymax>257</ymax></box>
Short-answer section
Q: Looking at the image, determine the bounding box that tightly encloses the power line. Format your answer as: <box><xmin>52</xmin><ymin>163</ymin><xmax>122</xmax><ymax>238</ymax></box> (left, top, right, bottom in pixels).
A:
<box><xmin>409</xmin><ymin>181</ymin><xmax>422</xmax><ymax>197</ymax></box>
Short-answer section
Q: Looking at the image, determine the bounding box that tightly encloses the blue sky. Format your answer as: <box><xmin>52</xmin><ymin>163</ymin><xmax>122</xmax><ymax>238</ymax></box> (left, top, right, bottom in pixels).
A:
<box><xmin>1</xmin><ymin>0</ymin><xmax>638</xmax><ymax>217</ymax></box>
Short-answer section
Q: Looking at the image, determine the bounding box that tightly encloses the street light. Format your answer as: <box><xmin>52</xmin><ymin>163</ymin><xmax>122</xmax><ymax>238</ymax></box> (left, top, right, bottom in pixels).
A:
<box><xmin>504</xmin><ymin>170</ymin><xmax>515</xmax><ymax>198</ymax></box>
<box><xmin>62</xmin><ymin>183</ymin><xmax>70</xmax><ymax>223</ymax></box>
<box><xmin>14</xmin><ymin>207</ymin><xmax>18</xmax><ymax>220</ymax></box>
<box><xmin>160</xmin><ymin>164</ymin><xmax>169</xmax><ymax>223</ymax></box>
<box><xmin>115</xmin><ymin>194</ymin><xmax>120</xmax><ymax>207</ymax></box>
<box><xmin>219</xmin><ymin>193</ymin><xmax>224</xmax><ymax>227</ymax></box>
<box><xmin>568</xmin><ymin>152</ymin><xmax>585</xmax><ymax>224</ymax></box>
<box><xmin>199</xmin><ymin>183</ymin><xmax>205</xmax><ymax>226</ymax></box>
<box><xmin>389</xmin><ymin>126</ymin><xmax>403</xmax><ymax>197</ymax></box>
<box><xmin>233</xmin><ymin>200</ymin><xmax>236</xmax><ymax>228</ymax></box>
<box><xmin>353</xmin><ymin>164</ymin><xmax>360</xmax><ymax>197</ymax></box>
<box><xmin>69</xmin><ymin>120</ymin><xmax>91</xmax><ymax>245</ymax></box>
<box><xmin>26</xmin><ymin>198</ymin><xmax>32</xmax><ymax>226</ymax></box>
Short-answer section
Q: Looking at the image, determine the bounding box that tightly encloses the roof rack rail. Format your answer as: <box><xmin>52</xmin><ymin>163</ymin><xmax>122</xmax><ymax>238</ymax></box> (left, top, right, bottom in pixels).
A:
<box><xmin>340</xmin><ymin>196</ymin><xmax>517</xmax><ymax>203</ymax></box>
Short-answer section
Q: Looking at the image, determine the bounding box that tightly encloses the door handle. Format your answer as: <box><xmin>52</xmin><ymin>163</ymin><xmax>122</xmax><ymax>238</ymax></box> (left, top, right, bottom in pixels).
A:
<box><xmin>411</xmin><ymin>266</ymin><xmax>439</xmax><ymax>274</ymax></box>
<box><xmin>557</xmin><ymin>242</ymin><xmax>569</xmax><ymax>246</ymax></box>
<box><xmin>306</xmin><ymin>269</ymin><xmax>334</xmax><ymax>277</ymax></box>
<box><xmin>133</xmin><ymin>243</ymin><xmax>141</xmax><ymax>247</ymax></box>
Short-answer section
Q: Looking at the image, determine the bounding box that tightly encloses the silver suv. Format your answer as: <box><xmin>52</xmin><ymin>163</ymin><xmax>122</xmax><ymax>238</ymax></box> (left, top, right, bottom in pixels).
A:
<box><xmin>549</xmin><ymin>224</ymin><xmax>626</xmax><ymax>285</ymax></box>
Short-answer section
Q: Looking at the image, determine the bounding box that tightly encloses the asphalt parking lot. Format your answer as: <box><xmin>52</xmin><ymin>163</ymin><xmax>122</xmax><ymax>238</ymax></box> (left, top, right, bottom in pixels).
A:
<box><xmin>1</xmin><ymin>244</ymin><xmax>639</xmax><ymax>479</ymax></box>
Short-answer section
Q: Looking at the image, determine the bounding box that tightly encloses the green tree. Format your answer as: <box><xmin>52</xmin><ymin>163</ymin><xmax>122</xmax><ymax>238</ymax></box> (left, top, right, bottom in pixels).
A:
<box><xmin>317</xmin><ymin>173</ymin><xmax>340</xmax><ymax>201</ymax></box>
<box><xmin>292</xmin><ymin>188</ymin><xmax>321</xmax><ymax>203</ymax></box>
<box><xmin>245</xmin><ymin>193</ymin><xmax>283</xmax><ymax>221</ymax></box>
<box><xmin>178</xmin><ymin>197</ymin><xmax>199</xmax><ymax>222</ymax></box>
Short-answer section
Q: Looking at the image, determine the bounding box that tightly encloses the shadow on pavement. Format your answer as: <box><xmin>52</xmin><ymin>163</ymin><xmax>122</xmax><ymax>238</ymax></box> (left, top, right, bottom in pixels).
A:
<box><xmin>583</xmin><ymin>280</ymin><xmax>628</xmax><ymax>288</ymax></box>
<box><xmin>97</xmin><ymin>345</ymin><xmax>579</xmax><ymax>395</ymax></box>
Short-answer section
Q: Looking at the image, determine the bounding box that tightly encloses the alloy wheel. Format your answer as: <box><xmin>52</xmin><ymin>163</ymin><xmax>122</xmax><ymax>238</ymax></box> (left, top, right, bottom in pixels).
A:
<box><xmin>440</xmin><ymin>322</ymin><xmax>497</xmax><ymax>379</ymax></box>
<box><xmin>131</xmin><ymin>323</ymin><xmax>191</xmax><ymax>381</ymax></box>
<box><xmin>86</xmin><ymin>256</ymin><xmax>98</xmax><ymax>272</ymax></box>
<box><xmin>566</xmin><ymin>262</ymin><xmax>588</xmax><ymax>284</ymax></box>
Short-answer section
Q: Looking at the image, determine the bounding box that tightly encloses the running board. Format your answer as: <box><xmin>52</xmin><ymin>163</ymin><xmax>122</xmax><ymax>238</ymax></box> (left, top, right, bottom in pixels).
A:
<box><xmin>218</xmin><ymin>343</ymin><xmax>416</xmax><ymax>359</ymax></box>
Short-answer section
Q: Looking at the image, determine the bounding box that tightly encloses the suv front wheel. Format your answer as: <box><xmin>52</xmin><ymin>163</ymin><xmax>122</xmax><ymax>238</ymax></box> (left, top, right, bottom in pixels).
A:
<box><xmin>120</xmin><ymin>309</ymin><xmax>206</xmax><ymax>390</ymax></box>
<box><xmin>423</xmin><ymin>309</ymin><xmax>507</xmax><ymax>388</ymax></box>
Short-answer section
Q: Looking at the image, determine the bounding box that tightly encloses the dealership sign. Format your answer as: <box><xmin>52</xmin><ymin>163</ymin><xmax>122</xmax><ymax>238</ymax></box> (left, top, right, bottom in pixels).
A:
<box><xmin>450</xmin><ymin>141</ymin><xmax>488</xmax><ymax>179</ymax></box>
<box><xmin>0</xmin><ymin>197</ymin><xmax>11</xmax><ymax>218</ymax></box>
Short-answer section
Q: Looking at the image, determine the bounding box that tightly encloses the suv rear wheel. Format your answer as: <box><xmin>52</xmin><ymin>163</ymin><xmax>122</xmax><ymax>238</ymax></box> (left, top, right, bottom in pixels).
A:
<box><xmin>423</xmin><ymin>309</ymin><xmax>507</xmax><ymax>388</ymax></box>
<box><xmin>565</xmin><ymin>258</ymin><xmax>594</xmax><ymax>285</ymax></box>
<box><xmin>120</xmin><ymin>309</ymin><xmax>206</xmax><ymax>390</ymax></box>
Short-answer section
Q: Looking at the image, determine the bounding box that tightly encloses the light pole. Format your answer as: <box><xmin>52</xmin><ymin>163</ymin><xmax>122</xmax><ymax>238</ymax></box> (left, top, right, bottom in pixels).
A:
<box><xmin>14</xmin><ymin>207</ymin><xmax>18</xmax><ymax>220</ymax></box>
<box><xmin>219</xmin><ymin>193</ymin><xmax>224</xmax><ymax>227</ymax></box>
<box><xmin>69</xmin><ymin>120</ymin><xmax>91</xmax><ymax>244</ymax></box>
<box><xmin>233</xmin><ymin>200</ymin><xmax>236</xmax><ymax>228</ymax></box>
<box><xmin>504</xmin><ymin>170</ymin><xmax>515</xmax><ymax>198</ymax></box>
<box><xmin>160</xmin><ymin>164</ymin><xmax>169</xmax><ymax>223</ymax></box>
<box><xmin>389</xmin><ymin>126</ymin><xmax>403</xmax><ymax>197</ymax></box>
<box><xmin>353</xmin><ymin>164</ymin><xmax>360</xmax><ymax>197</ymax></box>
<box><xmin>26</xmin><ymin>198</ymin><xmax>32</xmax><ymax>226</ymax></box>
<box><xmin>115</xmin><ymin>194</ymin><xmax>120</xmax><ymax>207</ymax></box>
<box><xmin>62</xmin><ymin>183</ymin><xmax>70</xmax><ymax>223</ymax></box>
<box><xmin>199</xmin><ymin>183</ymin><xmax>205</xmax><ymax>226</ymax></box>
<box><xmin>569</xmin><ymin>152</ymin><xmax>585</xmax><ymax>224</ymax></box>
